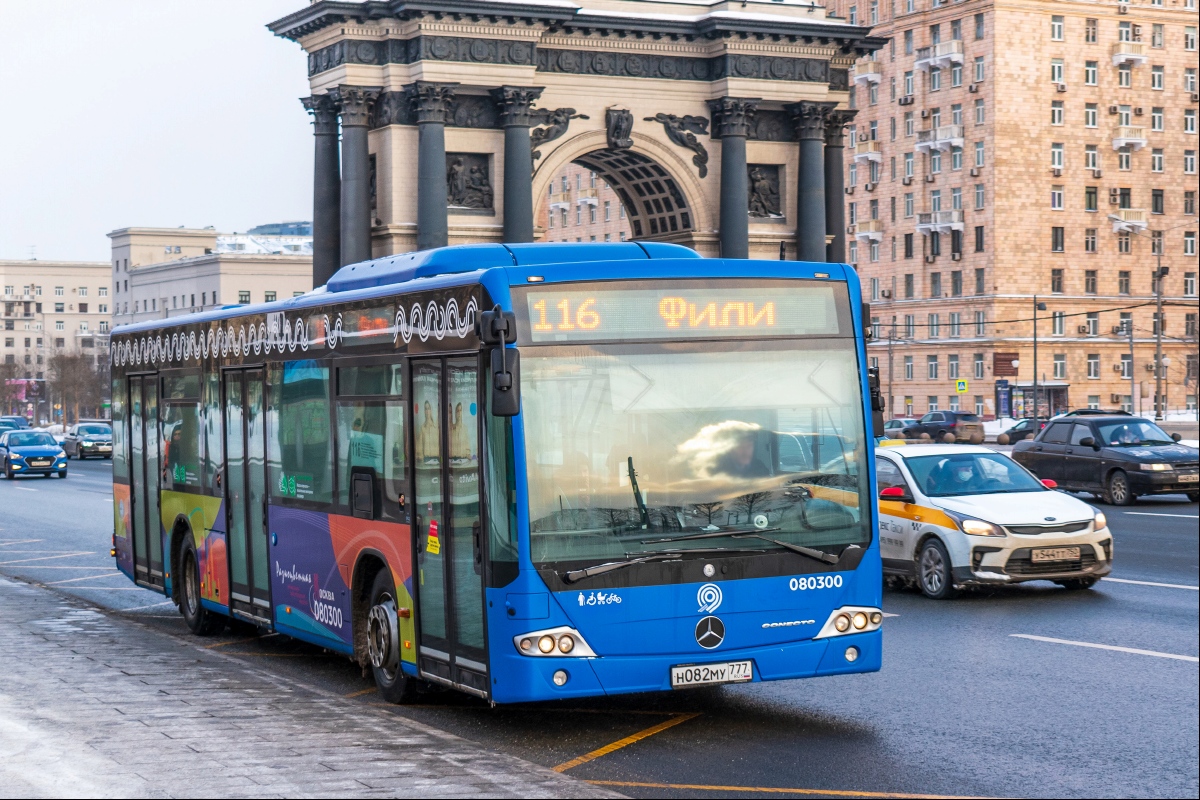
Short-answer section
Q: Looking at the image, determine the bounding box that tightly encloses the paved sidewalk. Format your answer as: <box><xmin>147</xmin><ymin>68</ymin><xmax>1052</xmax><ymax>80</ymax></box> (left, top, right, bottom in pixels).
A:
<box><xmin>0</xmin><ymin>577</ymin><xmax>619</xmax><ymax>799</ymax></box>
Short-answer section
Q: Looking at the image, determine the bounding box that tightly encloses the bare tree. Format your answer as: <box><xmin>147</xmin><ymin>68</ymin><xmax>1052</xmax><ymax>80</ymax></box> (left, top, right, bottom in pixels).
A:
<box><xmin>48</xmin><ymin>353</ymin><xmax>108</xmax><ymax>424</ymax></box>
<box><xmin>691</xmin><ymin>501</ymin><xmax>725</xmax><ymax>527</ymax></box>
<box><xmin>0</xmin><ymin>362</ymin><xmax>21</xmax><ymax>415</ymax></box>
<box><xmin>732</xmin><ymin>491</ymin><xmax>773</xmax><ymax>523</ymax></box>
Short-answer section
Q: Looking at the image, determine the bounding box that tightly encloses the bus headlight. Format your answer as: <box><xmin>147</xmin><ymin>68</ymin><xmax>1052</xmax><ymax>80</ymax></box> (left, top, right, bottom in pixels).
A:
<box><xmin>815</xmin><ymin>606</ymin><xmax>884</xmax><ymax>639</ymax></box>
<box><xmin>513</xmin><ymin>626</ymin><xmax>597</xmax><ymax>658</ymax></box>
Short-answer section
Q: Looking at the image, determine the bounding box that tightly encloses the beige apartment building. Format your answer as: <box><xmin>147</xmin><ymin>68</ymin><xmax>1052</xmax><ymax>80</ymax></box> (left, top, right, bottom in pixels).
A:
<box><xmin>0</xmin><ymin>260</ymin><xmax>112</xmax><ymax>378</ymax></box>
<box><xmin>109</xmin><ymin>227</ymin><xmax>313</xmax><ymax>326</ymax></box>
<box><xmin>837</xmin><ymin>0</ymin><xmax>1199</xmax><ymax>418</ymax></box>
<box><xmin>538</xmin><ymin>166</ymin><xmax>633</xmax><ymax>243</ymax></box>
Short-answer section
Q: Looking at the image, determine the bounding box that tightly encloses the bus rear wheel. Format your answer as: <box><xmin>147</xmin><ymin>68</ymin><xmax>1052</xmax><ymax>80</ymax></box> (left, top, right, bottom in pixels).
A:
<box><xmin>367</xmin><ymin>569</ymin><xmax>418</xmax><ymax>704</ymax></box>
<box><xmin>179</xmin><ymin>540</ymin><xmax>223</xmax><ymax>636</ymax></box>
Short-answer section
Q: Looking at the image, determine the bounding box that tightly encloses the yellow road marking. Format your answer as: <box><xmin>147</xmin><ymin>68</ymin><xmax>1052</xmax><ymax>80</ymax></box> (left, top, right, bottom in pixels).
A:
<box><xmin>553</xmin><ymin>712</ymin><xmax>700</xmax><ymax>772</ymax></box>
<box><xmin>202</xmin><ymin>640</ymin><xmax>241</xmax><ymax>649</ymax></box>
<box><xmin>344</xmin><ymin>687</ymin><xmax>376</xmax><ymax>698</ymax></box>
<box><xmin>584</xmin><ymin>781</ymin><xmax>989</xmax><ymax>799</ymax></box>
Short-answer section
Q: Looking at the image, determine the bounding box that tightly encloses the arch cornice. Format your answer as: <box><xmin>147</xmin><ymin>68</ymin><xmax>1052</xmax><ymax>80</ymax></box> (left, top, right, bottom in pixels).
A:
<box><xmin>532</xmin><ymin>128</ymin><xmax>714</xmax><ymax>233</ymax></box>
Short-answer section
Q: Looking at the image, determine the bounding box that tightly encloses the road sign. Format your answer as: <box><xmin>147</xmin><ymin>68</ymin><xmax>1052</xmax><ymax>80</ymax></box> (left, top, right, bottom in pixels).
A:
<box><xmin>955</xmin><ymin>379</ymin><xmax>968</xmax><ymax>394</ymax></box>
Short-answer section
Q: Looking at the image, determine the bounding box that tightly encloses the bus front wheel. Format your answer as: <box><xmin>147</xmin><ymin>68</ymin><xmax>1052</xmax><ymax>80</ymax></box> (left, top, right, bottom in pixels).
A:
<box><xmin>179</xmin><ymin>540</ymin><xmax>223</xmax><ymax>636</ymax></box>
<box><xmin>368</xmin><ymin>569</ymin><xmax>418</xmax><ymax>704</ymax></box>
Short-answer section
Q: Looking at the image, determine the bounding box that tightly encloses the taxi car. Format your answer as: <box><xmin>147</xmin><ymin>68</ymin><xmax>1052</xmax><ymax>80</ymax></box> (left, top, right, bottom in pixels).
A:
<box><xmin>0</xmin><ymin>430</ymin><xmax>69</xmax><ymax>479</ymax></box>
<box><xmin>875</xmin><ymin>444</ymin><xmax>1112</xmax><ymax>598</ymax></box>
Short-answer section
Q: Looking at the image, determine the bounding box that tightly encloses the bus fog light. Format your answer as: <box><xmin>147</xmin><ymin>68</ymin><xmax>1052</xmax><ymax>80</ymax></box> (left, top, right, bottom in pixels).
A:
<box><xmin>870</xmin><ymin>612</ymin><xmax>883</xmax><ymax>625</ymax></box>
<box><xmin>519</xmin><ymin>638</ymin><xmax>533</xmax><ymax>652</ymax></box>
<box><xmin>553</xmin><ymin>670</ymin><xmax>569</xmax><ymax>686</ymax></box>
<box><xmin>844</xmin><ymin>646</ymin><xmax>859</xmax><ymax>663</ymax></box>
<box><xmin>538</xmin><ymin>635</ymin><xmax>556</xmax><ymax>653</ymax></box>
<box><xmin>852</xmin><ymin>612</ymin><xmax>868</xmax><ymax>630</ymax></box>
<box><xmin>834</xmin><ymin>614</ymin><xmax>851</xmax><ymax>632</ymax></box>
<box><xmin>557</xmin><ymin>634</ymin><xmax>575</xmax><ymax>654</ymax></box>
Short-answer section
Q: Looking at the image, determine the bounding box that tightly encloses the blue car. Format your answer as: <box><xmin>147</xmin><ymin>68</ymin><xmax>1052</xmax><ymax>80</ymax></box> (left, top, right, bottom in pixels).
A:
<box><xmin>0</xmin><ymin>430</ymin><xmax>69</xmax><ymax>479</ymax></box>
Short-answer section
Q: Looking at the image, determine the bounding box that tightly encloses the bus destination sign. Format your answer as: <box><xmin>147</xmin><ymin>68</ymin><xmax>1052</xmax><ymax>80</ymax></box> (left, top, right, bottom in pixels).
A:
<box><xmin>520</xmin><ymin>283</ymin><xmax>842</xmax><ymax>343</ymax></box>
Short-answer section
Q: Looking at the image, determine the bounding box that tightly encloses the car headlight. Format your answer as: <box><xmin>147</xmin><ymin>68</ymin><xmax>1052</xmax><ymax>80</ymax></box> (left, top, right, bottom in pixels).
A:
<box><xmin>8</xmin><ymin>454</ymin><xmax>20</xmax><ymax>461</ymax></box>
<box><xmin>944</xmin><ymin>509</ymin><xmax>1005</xmax><ymax>537</ymax></box>
<box><xmin>1139</xmin><ymin>463</ymin><xmax>1172</xmax><ymax>471</ymax></box>
<box><xmin>1093</xmin><ymin>511</ymin><xmax>1107</xmax><ymax>530</ymax></box>
<box><xmin>514</xmin><ymin>626</ymin><xmax>597</xmax><ymax>658</ymax></box>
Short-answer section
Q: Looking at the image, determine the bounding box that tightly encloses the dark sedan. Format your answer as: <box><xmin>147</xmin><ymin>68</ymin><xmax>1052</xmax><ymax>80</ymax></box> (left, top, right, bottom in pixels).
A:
<box><xmin>1012</xmin><ymin>416</ymin><xmax>1199</xmax><ymax>505</ymax></box>
<box><xmin>63</xmin><ymin>423</ymin><xmax>113</xmax><ymax>460</ymax></box>
<box><xmin>999</xmin><ymin>417</ymin><xmax>1047</xmax><ymax>443</ymax></box>
<box><xmin>0</xmin><ymin>430</ymin><xmax>68</xmax><ymax>479</ymax></box>
<box><xmin>899</xmin><ymin>411</ymin><xmax>985</xmax><ymax>443</ymax></box>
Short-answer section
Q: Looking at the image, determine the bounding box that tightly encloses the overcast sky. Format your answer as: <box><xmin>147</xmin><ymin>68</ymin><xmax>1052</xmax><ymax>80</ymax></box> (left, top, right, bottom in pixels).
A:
<box><xmin>0</xmin><ymin>1</ymin><xmax>313</xmax><ymax>262</ymax></box>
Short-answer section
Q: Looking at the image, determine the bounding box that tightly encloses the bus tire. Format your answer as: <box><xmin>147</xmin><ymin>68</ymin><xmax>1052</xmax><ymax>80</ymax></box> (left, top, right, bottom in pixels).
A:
<box><xmin>368</xmin><ymin>569</ymin><xmax>418</xmax><ymax>704</ymax></box>
<box><xmin>917</xmin><ymin>539</ymin><xmax>959</xmax><ymax>599</ymax></box>
<box><xmin>179</xmin><ymin>540</ymin><xmax>223</xmax><ymax>636</ymax></box>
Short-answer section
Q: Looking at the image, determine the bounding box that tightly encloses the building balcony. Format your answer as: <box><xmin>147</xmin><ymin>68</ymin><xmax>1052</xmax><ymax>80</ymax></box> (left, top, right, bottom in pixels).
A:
<box><xmin>852</xmin><ymin>61</ymin><xmax>882</xmax><ymax>85</ymax></box>
<box><xmin>853</xmin><ymin>139</ymin><xmax>883</xmax><ymax>163</ymax></box>
<box><xmin>548</xmin><ymin>192</ymin><xmax>570</xmax><ymax>210</ymax></box>
<box><xmin>916</xmin><ymin>210</ymin><xmax>964</xmax><ymax>234</ymax></box>
<box><xmin>1111</xmin><ymin>41</ymin><xmax>1148</xmax><ymax>67</ymax></box>
<box><xmin>914</xmin><ymin>40</ymin><xmax>963</xmax><ymax>72</ymax></box>
<box><xmin>915</xmin><ymin>124</ymin><xmax>964</xmax><ymax>153</ymax></box>
<box><xmin>854</xmin><ymin>219</ymin><xmax>885</xmax><ymax>242</ymax></box>
<box><xmin>1112</xmin><ymin>126</ymin><xmax>1147</xmax><ymax>151</ymax></box>
<box><xmin>1109</xmin><ymin>208</ymin><xmax>1148</xmax><ymax>232</ymax></box>
<box><xmin>577</xmin><ymin>187</ymin><xmax>599</xmax><ymax>206</ymax></box>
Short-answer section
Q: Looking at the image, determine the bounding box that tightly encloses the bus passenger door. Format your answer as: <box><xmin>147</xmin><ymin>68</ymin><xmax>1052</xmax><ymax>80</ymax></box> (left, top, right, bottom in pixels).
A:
<box><xmin>128</xmin><ymin>374</ymin><xmax>164</xmax><ymax>589</ymax></box>
<box><xmin>222</xmin><ymin>368</ymin><xmax>270</xmax><ymax>622</ymax></box>
<box><xmin>412</xmin><ymin>358</ymin><xmax>489</xmax><ymax>697</ymax></box>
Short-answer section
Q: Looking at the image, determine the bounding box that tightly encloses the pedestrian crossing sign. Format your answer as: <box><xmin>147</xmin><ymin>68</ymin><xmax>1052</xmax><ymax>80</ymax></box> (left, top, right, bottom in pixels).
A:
<box><xmin>955</xmin><ymin>379</ymin><xmax>968</xmax><ymax>394</ymax></box>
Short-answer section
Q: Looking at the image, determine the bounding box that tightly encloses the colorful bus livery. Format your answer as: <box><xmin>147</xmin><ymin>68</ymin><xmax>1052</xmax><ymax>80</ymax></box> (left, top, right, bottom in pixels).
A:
<box><xmin>110</xmin><ymin>241</ymin><xmax>885</xmax><ymax>704</ymax></box>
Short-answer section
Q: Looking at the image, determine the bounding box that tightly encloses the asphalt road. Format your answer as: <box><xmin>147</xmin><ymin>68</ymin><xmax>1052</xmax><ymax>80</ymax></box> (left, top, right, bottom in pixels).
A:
<box><xmin>2</xmin><ymin>457</ymin><xmax>1197</xmax><ymax>798</ymax></box>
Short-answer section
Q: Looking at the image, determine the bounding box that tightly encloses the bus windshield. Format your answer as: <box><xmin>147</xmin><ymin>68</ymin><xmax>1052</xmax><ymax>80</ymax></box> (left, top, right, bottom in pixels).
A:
<box><xmin>521</xmin><ymin>339</ymin><xmax>871</xmax><ymax>566</ymax></box>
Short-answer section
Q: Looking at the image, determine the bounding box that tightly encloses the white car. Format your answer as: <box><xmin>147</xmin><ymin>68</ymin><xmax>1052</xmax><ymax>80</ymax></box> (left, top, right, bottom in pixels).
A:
<box><xmin>874</xmin><ymin>444</ymin><xmax>1113</xmax><ymax>599</ymax></box>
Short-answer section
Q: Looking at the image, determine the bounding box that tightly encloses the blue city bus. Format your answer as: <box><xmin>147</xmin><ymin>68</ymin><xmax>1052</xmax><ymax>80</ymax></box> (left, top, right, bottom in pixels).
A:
<box><xmin>110</xmin><ymin>242</ymin><xmax>885</xmax><ymax>703</ymax></box>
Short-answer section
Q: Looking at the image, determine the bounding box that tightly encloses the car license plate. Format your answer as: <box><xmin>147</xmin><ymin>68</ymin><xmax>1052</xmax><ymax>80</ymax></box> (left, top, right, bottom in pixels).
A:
<box><xmin>671</xmin><ymin>660</ymin><xmax>753</xmax><ymax>688</ymax></box>
<box><xmin>1180</xmin><ymin>474</ymin><xmax>1198</xmax><ymax>483</ymax></box>
<box><xmin>1031</xmin><ymin>546</ymin><xmax>1080</xmax><ymax>563</ymax></box>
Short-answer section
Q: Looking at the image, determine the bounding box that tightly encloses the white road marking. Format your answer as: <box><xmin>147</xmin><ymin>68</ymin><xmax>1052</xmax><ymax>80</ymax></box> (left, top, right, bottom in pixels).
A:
<box><xmin>882</xmin><ymin>612</ymin><xmax>900</xmax><ymax>618</ymax></box>
<box><xmin>10</xmin><ymin>486</ymin><xmax>37</xmax><ymax>492</ymax></box>
<box><xmin>1123</xmin><ymin>512</ymin><xmax>1199</xmax><ymax>519</ymax></box>
<box><xmin>121</xmin><ymin>600</ymin><xmax>174</xmax><ymax>611</ymax></box>
<box><xmin>1</xmin><ymin>565</ymin><xmax>115</xmax><ymax>570</ymax></box>
<box><xmin>1104</xmin><ymin>577</ymin><xmax>1199</xmax><ymax>591</ymax></box>
<box><xmin>1011</xmin><ymin>634</ymin><xmax>1199</xmax><ymax>663</ymax></box>
<box><xmin>47</xmin><ymin>572</ymin><xmax>122</xmax><ymax>586</ymax></box>
<box><xmin>0</xmin><ymin>552</ymin><xmax>94</xmax><ymax>566</ymax></box>
<box><xmin>0</xmin><ymin>539</ymin><xmax>43</xmax><ymax>547</ymax></box>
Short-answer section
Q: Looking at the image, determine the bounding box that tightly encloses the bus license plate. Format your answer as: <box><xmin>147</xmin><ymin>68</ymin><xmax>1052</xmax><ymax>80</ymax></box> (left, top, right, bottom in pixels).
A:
<box><xmin>671</xmin><ymin>661</ymin><xmax>753</xmax><ymax>688</ymax></box>
<box><xmin>1031</xmin><ymin>546</ymin><xmax>1080</xmax><ymax>563</ymax></box>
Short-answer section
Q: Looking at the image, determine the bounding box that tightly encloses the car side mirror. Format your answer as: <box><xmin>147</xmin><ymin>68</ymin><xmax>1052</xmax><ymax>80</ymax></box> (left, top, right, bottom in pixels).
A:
<box><xmin>879</xmin><ymin>486</ymin><xmax>911</xmax><ymax>502</ymax></box>
<box><xmin>1078</xmin><ymin>436</ymin><xmax>1098</xmax><ymax>450</ymax></box>
<box><xmin>1041</xmin><ymin>478</ymin><xmax>1058</xmax><ymax>489</ymax></box>
<box><xmin>1171</xmin><ymin>432</ymin><xmax>1182</xmax><ymax>442</ymax></box>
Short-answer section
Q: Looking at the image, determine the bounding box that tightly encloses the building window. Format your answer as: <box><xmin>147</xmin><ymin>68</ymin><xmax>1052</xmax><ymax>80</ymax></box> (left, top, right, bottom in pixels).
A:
<box><xmin>1186</xmin><ymin>231</ymin><xmax>1197</xmax><ymax>256</ymax></box>
<box><xmin>1051</xmin><ymin>101</ymin><xmax>1063</xmax><ymax>126</ymax></box>
<box><xmin>1185</xmin><ymin>272</ymin><xmax>1197</xmax><ymax>296</ymax></box>
<box><xmin>904</xmin><ymin>191</ymin><xmax>914</xmax><ymax>217</ymax></box>
<box><xmin>928</xmin><ymin>355</ymin><xmax>939</xmax><ymax>379</ymax></box>
<box><xmin>1152</xmin><ymin>107</ymin><xmax>1164</xmax><ymax>132</ymax></box>
<box><xmin>975</xmin><ymin>142</ymin><xmax>985</xmax><ymax>167</ymax></box>
<box><xmin>1152</xmin><ymin>230</ymin><xmax>1164</xmax><ymax>255</ymax></box>
<box><xmin>1050</xmin><ymin>186</ymin><xmax>1064</xmax><ymax>210</ymax></box>
<box><xmin>1119</xmin><ymin>64</ymin><xmax>1132</xmax><ymax>88</ymax></box>
<box><xmin>1087</xmin><ymin>311</ymin><xmax>1100</xmax><ymax>336</ymax></box>
<box><xmin>1152</xmin><ymin>23</ymin><xmax>1164</xmax><ymax>47</ymax></box>
<box><xmin>904</xmin><ymin>355</ymin><xmax>914</xmax><ymax>380</ymax></box>
<box><xmin>974</xmin><ymin>56</ymin><xmax>985</xmax><ymax>83</ymax></box>
<box><xmin>1151</xmin><ymin>65</ymin><xmax>1164</xmax><ymax>90</ymax></box>
<box><xmin>604</xmin><ymin>201</ymin><xmax>611</xmax><ymax>221</ymax></box>
<box><xmin>1085</xmin><ymin>61</ymin><xmax>1097</xmax><ymax>86</ymax></box>
<box><xmin>951</xmin><ymin>270</ymin><xmax>963</xmax><ymax>296</ymax></box>
<box><xmin>1085</xmin><ymin>186</ymin><xmax>1098</xmax><ymax>212</ymax></box>
<box><xmin>930</xmin><ymin>272</ymin><xmax>942</xmax><ymax>298</ymax></box>
<box><xmin>1085</xmin><ymin>104</ymin><xmax>1098</xmax><ymax>128</ymax></box>
<box><xmin>1118</xmin><ymin>232</ymin><xmax>1132</xmax><ymax>254</ymax></box>
<box><xmin>928</xmin><ymin>396</ymin><xmax>939</xmax><ymax>413</ymax></box>
<box><xmin>1087</xmin><ymin>355</ymin><xmax>1100</xmax><ymax>379</ymax></box>
<box><xmin>905</xmin><ymin>111</ymin><xmax>915</xmax><ymax>137</ymax></box>
<box><xmin>264</xmin><ymin>291</ymin><xmax>276</xmax><ymax>303</ymax></box>
<box><xmin>1053</xmin><ymin>354</ymin><xmax>1066</xmax><ymax>380</ymax></box>
<box><xmin>1085</xmin><ymin>146</ymin><xmax>1099</xmax><ymax>171</ymax></box>
<box><xmin>975</xmin><ymin>13</ymin><xmax>985</xmax><ymax>39</ymax></box>
<box><xmin>905</xmin><ymin>313</ymin><xmax>915</xmax><ymax>337</ymax></box>
<box><xmin>1186</xmin><ymin>151</ymin><xmax>1197</xmax><ymax>174</ymax></box>
<box><xmin>974</xmin><ymin>99</ymin><xmax>985</xmax><ymax>125</ymax></box>
<box><xmin>974</xmin><ymin>185</ymin><xmax>985</xmax><ymax>211</ymax></box>
<box><xmin>1118</xmin><ymin>149</ymin><xmax>1131</xmax><ymax>171</ymax></box>
<box><xmin>1186</xmin><ymin>26</ymin><xmax>1198</xmax><ymax>50</ymax></box>
<box><xmin>238</xmin><ymin>291</ymin><xmax>250</xmax><ymax>304</ymax></box>
<box><xmin>1085</xmin><ymin>18</ymin><xmax>1098</xmax><ymax>43</ymax></box>
<box><xmin>1051</xmin><ymin>227</ymin><xmax>1065</xmax><ymax>252</ymax></box>
<box><xmin>1187</xmin><ymin>191</ymin><xmax>1197</xmax><ymax>215</ymax></box>
<box><xmin>1050</xmin><ymin>59</ymin><xmax>1064</xmax><ymax>84</ymax></box>
<box><xmin>1152</xmin><ymin>149</ymin><xmax>1164</xmax><ymax>172</ymax></box>
<box><xmin>930</xmin><ymin>67</ymin><xmax>941</xmax><ymax>91</ymax></box>
<box><xmin>949</xmin><ymin>313</ymin><xmax>961</xmax><ymax>338</ymax></box>
<box><xmin>904</xmin><ymin>152</ymin><xmax>914</xmax><ymax>178</ymax></box>
<box><xmin>1051</xmin><ymin>15</ymin><xmax>1064</xmax><ymax>40</ymax></box>
<box><xmin>904</xmin><ymin>234</ymin><xmax>915</xmax><ymax>260</ymax></box>
<box><xmin>849</xmin><ymin>241</ymin><xmax>858</xmax><ymax>263</ymax></box>
<box><xmin>1186</xmin><ymin>109</ymin><xmax>1198</xmax><ymax>135</ymax></box>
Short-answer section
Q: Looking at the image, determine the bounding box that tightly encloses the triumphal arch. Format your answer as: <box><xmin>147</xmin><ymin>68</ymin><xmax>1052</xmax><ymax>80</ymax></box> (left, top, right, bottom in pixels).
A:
<box><xmin>270</xmin><ymin>0</ymin><xmax>884</xmax><ymax>285</ymax></box>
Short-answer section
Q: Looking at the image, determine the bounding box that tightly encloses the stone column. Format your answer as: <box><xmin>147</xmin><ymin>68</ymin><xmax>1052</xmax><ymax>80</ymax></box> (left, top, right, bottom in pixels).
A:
<box><xmin>301</xmin><ymin>94</ymin><xmax>341</xmax><ymax>287</ymax></box>
<box><xmin>787</xmin><ymin>101</ymin><xmax>836</xmax><ymax>263</ymax></box>
<box><xmin>708</xmin><ymin>97</ymin><xmax>759</xmax><ymax>260</ymax></box>
<box><xmin>330</xmin><ymin>85</ymin><xmax>380</xmax><ymax>267</ymax></box>
<box><xmin>409</xmin><ymin>82</ymin><xmax>458</xmax><ymax>251</ymax></box>
<box><xmin>824</xmin><ymin>109</ymin><xmax>857</xmax><ymax>264</ymax></box>
<box><xmin>491</xmin><ymin>86</ymin><xmax>544</xmax><ymax>244</ymax></box>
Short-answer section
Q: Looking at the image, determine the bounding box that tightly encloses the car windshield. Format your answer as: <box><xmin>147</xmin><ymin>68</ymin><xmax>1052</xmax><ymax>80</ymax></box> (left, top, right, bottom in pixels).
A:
<box><xmin>1095</xmin><ymin>420</ymin><xmax>1175</xmax><ymax>446</ymax></box>
<box><xmin>520</xmin><ymin>339</ymin><xmax>871</xmax><ymax>565</ymax></box>
<box><xmin>905</xmin><ymin>452</ymin><xmax>1044</xmax><ymax>497</ymax></box>
<box><xmin>78</xmin><ymin>425</ymin><xmax>111</xmax><ymax>436</ymax></box>
<box><xmin>7</xmin><ymin>432</ymin><xmax>56</xmax><ymax>448</ymax></box>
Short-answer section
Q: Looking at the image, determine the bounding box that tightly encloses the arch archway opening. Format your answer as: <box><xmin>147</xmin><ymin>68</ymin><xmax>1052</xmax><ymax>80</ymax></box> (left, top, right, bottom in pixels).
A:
<box><xmin>537</xmin><ymin>148</ymin><xmax>696</xmax><ymax>243</ymax></box>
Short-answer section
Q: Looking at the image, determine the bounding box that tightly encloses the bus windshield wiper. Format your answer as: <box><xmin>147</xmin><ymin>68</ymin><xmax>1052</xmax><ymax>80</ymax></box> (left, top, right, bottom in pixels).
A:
<box><xmin>562</xmin><ymin>547</ymin><xmax>766</xmax><ymax>584</ymax></box>
<box><xmin>641</xmin><ymin>528</ymin><xmax>840</xmax><ymax>565</ymax></box>
<box><xmin>627</xmin><ymin>456</ymin><xmax>651</xmax><ymax>529</ymax></box>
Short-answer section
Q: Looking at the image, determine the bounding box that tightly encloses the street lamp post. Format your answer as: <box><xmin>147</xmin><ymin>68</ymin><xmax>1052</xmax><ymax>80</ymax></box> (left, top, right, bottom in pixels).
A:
<box><xmin>1154</xmin><ymin>258</ymin><xmax>1168</xmax><ymax>421</ymax></box>
<box><xmin>1032</xmin><ymin>296</ymin><xmax>1047</xmax><ymax>423</ymax></box>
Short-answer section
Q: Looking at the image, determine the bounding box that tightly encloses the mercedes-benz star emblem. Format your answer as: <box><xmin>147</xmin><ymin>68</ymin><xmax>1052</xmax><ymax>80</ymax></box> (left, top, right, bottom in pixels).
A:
<box><xmin>695</xmin><ymin>616</ymin><xmax>725</xmax><ymax>649</ymax></box>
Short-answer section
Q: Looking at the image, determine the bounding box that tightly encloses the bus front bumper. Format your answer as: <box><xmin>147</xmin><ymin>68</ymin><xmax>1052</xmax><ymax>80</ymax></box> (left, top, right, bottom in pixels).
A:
<box><xmin>488</xmin><ymin>630</ymin><xmax>881</xmax><ymax>704</ymax></box>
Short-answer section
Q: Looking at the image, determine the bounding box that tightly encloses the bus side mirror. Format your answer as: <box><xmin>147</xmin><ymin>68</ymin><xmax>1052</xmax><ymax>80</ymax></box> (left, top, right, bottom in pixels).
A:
<box><xmin>490</xmin><ymin>347</ymin><xmax>520</xmax><ymax>417</ymax></box>
<box><xmin>867</xmin><ymin>366</ymin><xmax>885</xmax><ymax>438</ymax></box>
<box><xmin>477</xmin><ymin>306</ymin><xmax>517</xmax><ymax>345</ymax></box>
